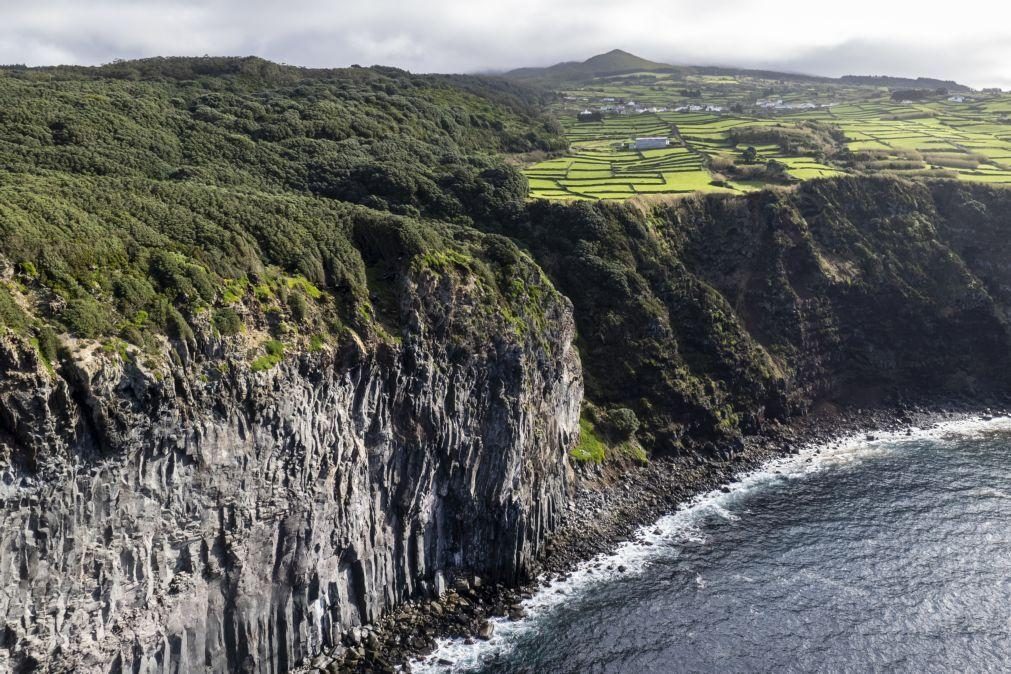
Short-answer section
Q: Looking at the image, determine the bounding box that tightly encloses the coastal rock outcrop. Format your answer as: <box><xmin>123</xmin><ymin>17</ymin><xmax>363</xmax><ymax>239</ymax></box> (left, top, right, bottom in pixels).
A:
<box><xmin>0</xmin><ymin>263</ymin><xmax>581</xmax><ymax>672</ymax></box>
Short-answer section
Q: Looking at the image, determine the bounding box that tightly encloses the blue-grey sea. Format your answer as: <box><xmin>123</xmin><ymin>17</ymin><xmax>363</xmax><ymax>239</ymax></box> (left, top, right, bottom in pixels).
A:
<box><xmin>417</xmin><ymin>417</ymin><xmax>1011</xmax><ymax>673</ymax></box>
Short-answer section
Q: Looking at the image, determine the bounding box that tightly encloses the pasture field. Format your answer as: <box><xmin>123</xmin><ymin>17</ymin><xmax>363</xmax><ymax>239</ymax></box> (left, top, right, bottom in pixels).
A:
<box><xmin>525</xmin><ymin>72</ymin><xmax>1011</xmax><ymax>199</ymax></box>
<box><xmin>523</xmin><ymin>113</ymin><xmax>744</xmax><ymax>199</ymax></box>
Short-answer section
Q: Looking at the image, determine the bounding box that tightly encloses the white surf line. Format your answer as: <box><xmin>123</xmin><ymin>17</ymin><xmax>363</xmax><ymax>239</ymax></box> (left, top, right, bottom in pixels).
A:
<box><xmin>410</xmin><ymin>414</ymin><xmax>1011</xmax><ymax>672</ymax></box>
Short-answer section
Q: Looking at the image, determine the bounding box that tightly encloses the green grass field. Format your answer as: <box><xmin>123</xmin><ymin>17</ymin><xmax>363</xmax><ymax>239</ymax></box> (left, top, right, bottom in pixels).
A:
<box><xmin>525</xmin><ymin>74</ymin><xmax>1011</xmax><ymax>200</ymax></box>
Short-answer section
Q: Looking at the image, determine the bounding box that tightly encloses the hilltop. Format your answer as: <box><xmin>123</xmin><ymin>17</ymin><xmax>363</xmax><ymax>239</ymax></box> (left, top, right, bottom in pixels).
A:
<box><xmin>505</xmin><ymin>49</ymin><xmax>673</xmax><ymax>84</ymax></box>
<box><xmin>505</xmin><ymin>49</ymin><xmax>971</xmax><ymax>91</ymax></box>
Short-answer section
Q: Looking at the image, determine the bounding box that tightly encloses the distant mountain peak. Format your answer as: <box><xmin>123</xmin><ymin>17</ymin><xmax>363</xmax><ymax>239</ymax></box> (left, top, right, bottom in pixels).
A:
<box><xmin>580</xmin><ymin>49</ymin><xmax>668</xmax><ymax>72</ymax></box>
<box><xmin>504</xmin><ymin>49</ymin><xmax>671</xmax><ymax>83</ymax></box>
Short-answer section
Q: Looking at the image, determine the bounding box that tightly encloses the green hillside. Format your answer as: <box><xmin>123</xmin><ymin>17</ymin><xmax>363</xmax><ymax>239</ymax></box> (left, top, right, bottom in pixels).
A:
<box><xmin>0</xmin><ymin>57</ymin><xmax>566</xmax><ymax>362</ymax></box>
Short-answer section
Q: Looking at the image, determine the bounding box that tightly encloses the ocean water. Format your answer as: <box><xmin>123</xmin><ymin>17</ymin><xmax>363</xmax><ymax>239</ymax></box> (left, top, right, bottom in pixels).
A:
<box><xmin>415</xmin><ymin>416</ymin><xmax>1011</xmax><ymax>673</ymax></box>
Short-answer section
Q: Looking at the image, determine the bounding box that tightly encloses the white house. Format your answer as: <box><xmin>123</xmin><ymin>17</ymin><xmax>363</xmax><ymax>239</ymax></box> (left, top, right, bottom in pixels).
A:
<box><xmin>634</xmin><ymin>137</ymin><xmax>669</xmax><ymax>150</ymax></box>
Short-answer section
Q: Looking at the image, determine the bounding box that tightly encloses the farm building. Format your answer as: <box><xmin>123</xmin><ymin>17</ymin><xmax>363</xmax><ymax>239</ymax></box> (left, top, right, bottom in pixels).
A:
<box><xmin>577</xmin><ymin>109</ymin><xmax>603</xmax><ymax>122</ymax></box>
<box><xmin>633</xmin><ymin>137</ymin><xmax>670</xmax><ymax>150</ymax></box>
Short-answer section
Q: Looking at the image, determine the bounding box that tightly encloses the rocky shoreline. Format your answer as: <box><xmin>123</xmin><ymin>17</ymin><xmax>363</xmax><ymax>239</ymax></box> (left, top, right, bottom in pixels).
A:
<box><xmin>302</xmin><ymin>397</ymin><xmax>1011</xmax><ymax>673</ymax></box>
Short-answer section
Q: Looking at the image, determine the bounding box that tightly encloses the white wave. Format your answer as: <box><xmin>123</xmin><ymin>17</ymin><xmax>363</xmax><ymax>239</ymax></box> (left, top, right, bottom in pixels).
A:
<box><xmin>409</xmin><ymin>414</ymin><xmax>1011</xmax><ymax>672</ymax></box>
<box><xmin>968</xmin><ymin>486</ymin><xmax>1011</xmax><ymax>499</ymax></box>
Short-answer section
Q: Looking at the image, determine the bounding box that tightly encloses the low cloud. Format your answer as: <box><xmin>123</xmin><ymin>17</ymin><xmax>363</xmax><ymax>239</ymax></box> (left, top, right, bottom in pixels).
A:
<box><xmin>0</xmin><ymin>0</ymin><xmax>1008</xmax><ymax>88</ymax></box>
<box><xmin>757</xmin><ymin>38</ymin><xmax>1011</xmax><ymax>89</ymax></box>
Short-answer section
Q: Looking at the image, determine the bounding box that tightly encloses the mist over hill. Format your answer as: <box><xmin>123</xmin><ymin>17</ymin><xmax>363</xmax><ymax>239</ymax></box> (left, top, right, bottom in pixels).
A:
<box><xmin>504</xmin><ymin>49</ymin><xmax>971</xmax><ymax>91</ymax></box>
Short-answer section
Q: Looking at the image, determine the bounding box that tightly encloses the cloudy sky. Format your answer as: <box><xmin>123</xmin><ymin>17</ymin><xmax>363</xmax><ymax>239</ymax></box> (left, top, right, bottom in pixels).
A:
<box><xmin>1</xmin><ymin>0</ymin><xmax>1009</xmax><ymax>88</ymax></box>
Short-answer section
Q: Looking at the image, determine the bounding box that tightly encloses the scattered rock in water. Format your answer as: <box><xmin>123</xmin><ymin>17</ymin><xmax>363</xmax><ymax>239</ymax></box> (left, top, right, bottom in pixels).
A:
<box><xmin>617</xmin><ymin>565</ymin><xmax>627</xmax><ymax>573</ymax></box>
<box><xmin>478</xmin><ymin>621</ymin><xmax>494</xmax><ymax>640</ymax></box>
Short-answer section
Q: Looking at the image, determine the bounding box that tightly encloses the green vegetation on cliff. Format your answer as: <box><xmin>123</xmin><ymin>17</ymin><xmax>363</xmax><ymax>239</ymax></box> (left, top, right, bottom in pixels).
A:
<box><xmin>0</xmin><ymin>57</ymin><xmax>567</xmax><ymax>368</ymax></box>
<box><xmin>478</xmin><ymin>177</ymin><xmax>1011</xmax><ymax>452</ymax></box>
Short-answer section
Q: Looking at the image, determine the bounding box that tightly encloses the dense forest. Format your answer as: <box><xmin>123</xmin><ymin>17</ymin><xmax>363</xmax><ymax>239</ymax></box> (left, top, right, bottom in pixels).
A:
<box><xmin>0</xmin><ymin>57</ymin><xmax>565</xmax><ymax>370</ymax></box>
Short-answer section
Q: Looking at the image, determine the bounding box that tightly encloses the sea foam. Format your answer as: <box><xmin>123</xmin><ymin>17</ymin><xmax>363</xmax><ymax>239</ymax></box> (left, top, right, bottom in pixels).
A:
<box><xmin>411</xmin><ymin>414</ymin><xmax>1011</xmax><ymax>672</ymax></box>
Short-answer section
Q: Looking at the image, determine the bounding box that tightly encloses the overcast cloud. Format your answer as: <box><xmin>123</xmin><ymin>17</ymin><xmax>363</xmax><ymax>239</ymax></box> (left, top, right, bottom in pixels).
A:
<box><xmin>0</xmin><ymin>0</ymin><xmax>1009</xmax><ymax>88</ymax></box>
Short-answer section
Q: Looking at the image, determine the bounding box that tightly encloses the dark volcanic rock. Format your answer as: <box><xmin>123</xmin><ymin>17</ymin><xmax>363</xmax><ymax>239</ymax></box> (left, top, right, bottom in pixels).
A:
<box><xmin>0</xmin><ymin>262</ymin><xmax>582</xmax><ymax>673</ymax></box>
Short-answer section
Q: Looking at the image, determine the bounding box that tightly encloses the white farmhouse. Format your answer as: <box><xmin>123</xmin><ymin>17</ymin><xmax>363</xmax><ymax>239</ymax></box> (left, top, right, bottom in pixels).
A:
<box><xmin>634</xmin><ymin>137</ymin><xmax>669</xmax><ymax>150</ymax></box>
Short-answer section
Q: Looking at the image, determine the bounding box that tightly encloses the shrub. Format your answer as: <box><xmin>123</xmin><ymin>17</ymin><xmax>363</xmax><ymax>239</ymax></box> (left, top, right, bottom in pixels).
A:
<box><xmin>36</xmin><ymin>325</ymin><xmax>60</xmax><ymax>362</ymax></box>
<box><xmin>148</xmin><ymin>250</ymin><xmax>215</xmax><ymax>303</ymax></box>
<box><xmin>222</xmin><ymin>278</ymin><xmax>248</xmax><ymax>304</ymax></box>
<box><xmin>113</xmin><ymin>274</ymin><xmax>157</xmax><ymax>317</ymax></box>
<box><xmin>254</xmin><ymin>284</ymin><xmax>273</xmax><ymax>302</ymax></box>
<box><xmin>119</xmin><ymin>324</ymin><xmax>145</xmax><ymax>346</ymax></box>
<box><xmin>213</xmin><ymin>307</ymin><xmax>243</xmax><ymax>336</ymax></box>
<box><xmin>0</xmin><ymin>287</ymin><xmax>28</xmax><ymax>331</ymax></box>
<box><xmin>60</xmin><ymin>298</ymin><xmax>111</xmax><ymax>338</ymax></box>
<box><xmin>288</xmin><ymin>292</ymin><xmax>308</xmax><ymax>322</ymax></box>
<box><xmin>606</xmin><ymin>407</ymin><xmax>641</xmax><ymax>440</ymax></box>
<box><xmin>251</xmin><ymin>339</ymin><xmax>285</xmax><ymax>372</ymax></box>
<box><xmin>286</xmin><ymin>276</ymin><xmax>323</xmax><ymax>300</ymax></box>
<box><xmin>159</xmin><ymin>304</ymin><xmax>194</xmax><ymax>344</ymax></box>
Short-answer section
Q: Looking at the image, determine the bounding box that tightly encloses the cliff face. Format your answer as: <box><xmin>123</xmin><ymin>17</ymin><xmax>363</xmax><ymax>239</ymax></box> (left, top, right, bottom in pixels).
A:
<box><xmin>0</xmin><ymin>262</ymin><xmax>581</xmax><ymax>672</ymax></box>
<box><xmin>669</xmin><ymin>177</ymin><xmax>1011</xmax><ymax>405</ymax></box>
<box><xmin>484</xmin><ymin>177</ymin><xmax>1011</xmax><ymax>452</ymax></box>
<box><xmin>930</xmin><ymin>181</ymin><xmax>1011</xmax><ymax>322</ymax></box>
